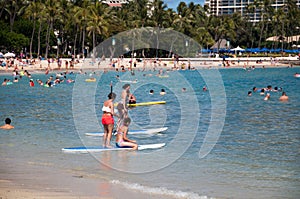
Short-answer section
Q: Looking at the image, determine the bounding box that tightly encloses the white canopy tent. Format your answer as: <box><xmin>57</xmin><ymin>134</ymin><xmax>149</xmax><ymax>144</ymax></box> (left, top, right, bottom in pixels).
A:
<box><xmin>3</xmin><ymin>52</ymin><xmax>16</xmax><ymax>58</ymax></box>
<box><xmin>231</xmin><ymin>46</ymin><xmax>245</xmax><ymax>51</ymax></box>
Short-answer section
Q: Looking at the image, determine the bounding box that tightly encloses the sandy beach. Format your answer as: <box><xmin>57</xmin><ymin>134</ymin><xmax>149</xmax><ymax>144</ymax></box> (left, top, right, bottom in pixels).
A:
<box><xmin>1</xmin><ymin>56</ymin><xmax>299</xmax><ymax>74</ymax></box>
<box><xmin>0</xmin><ymin>156</ymin><xmax>176</xmax><ymax>199</ymax></box>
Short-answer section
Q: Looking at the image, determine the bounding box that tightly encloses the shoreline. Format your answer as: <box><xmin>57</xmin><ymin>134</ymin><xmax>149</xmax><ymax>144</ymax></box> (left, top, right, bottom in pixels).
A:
<box><xmin>0</xmin><ymin>57</ymin><xmax>299</xmax><ymax>74</ymax></box>
<box><xmin>0</xmin><ymin>157</ymin><xmax>179</xmax><ymax>199</ymax></box>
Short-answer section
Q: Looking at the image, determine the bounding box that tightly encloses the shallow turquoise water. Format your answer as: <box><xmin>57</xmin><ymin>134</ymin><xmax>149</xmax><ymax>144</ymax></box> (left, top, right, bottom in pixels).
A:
<box><xmin>0</xmin><ymin>67</ymin><xmax>299</xmax><ymax>198</ymax></box>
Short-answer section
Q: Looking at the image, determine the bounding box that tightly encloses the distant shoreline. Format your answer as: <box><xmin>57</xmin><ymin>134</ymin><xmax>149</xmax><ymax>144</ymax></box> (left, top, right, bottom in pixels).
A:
<box><xmin>0</xmin><ymin>56</ymin><xmax>299</xmax><ymax>74</ymax></box>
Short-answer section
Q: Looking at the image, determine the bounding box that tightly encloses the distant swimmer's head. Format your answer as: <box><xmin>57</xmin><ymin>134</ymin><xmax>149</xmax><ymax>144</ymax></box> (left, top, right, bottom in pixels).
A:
<box><xmin>108</xmin><ymin>92</ymin><xmax>116</xmax><ymax>100</ymax></box>
<box><xmin>149</xmin><ymin>89</ymin><xmax>154</xmax><ymax>94</ymax></box>
<box><xmin>248</xmin><ymin>91</ymin><xmax>252</xmax><ymax>96</ymax></box>
<box><xmin>5</xmin><ymin>118</ymin><xmax>11</xmax><ymax>124</ymax></box>
<box><xmin>160</xmin><ymin>89</ymin><xmax>166</xmax><ymax>95</ymax></box>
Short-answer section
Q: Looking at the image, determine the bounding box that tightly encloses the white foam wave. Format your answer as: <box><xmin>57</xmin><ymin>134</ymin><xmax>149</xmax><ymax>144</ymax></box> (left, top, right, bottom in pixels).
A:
<box><xmin>110</xmin><ymin>180</ymin><xmax>215</xmax><ymax>199</ymax></box>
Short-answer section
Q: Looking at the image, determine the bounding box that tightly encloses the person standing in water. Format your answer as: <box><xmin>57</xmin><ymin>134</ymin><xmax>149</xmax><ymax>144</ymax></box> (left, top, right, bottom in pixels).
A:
<box><xmin>117</xmin><ymin>84</ymin><xmax>131</xmax><ymax>128</ymax></box>
<box><xmin>101</xmin><ymin>92</ymin><xmax>117</xmax><ymax>148</ymax></box>
<box><xmin>0</xmin><ymin>118</ymin><xmax>14</xmax><ymax>129</ymax></box>
<box><xmin>279</xmin><ymin>92</ymin><xmax>289</xmax><ymax>101</ymax></box>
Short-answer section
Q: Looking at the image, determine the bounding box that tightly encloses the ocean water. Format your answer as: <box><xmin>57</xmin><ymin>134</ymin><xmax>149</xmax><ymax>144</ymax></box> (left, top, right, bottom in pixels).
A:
<box><xmin>0</xmin><ymin>67</ymin><xmax>299</xmax><ymax>199</ymax></box>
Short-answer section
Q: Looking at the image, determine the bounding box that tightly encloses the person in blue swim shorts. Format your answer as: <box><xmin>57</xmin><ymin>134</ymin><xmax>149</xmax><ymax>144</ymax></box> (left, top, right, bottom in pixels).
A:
<box><xmin>115</xmin><ymin>117</ymin><xmax>138</xmax><ymax>150</ymax></box>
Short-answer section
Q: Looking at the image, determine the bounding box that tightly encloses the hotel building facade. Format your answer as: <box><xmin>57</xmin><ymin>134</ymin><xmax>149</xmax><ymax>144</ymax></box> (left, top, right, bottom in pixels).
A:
<box><xmin>204</xmin><ymin>0</ymin><xmax>300</xmax><ymax>22</ymax></box>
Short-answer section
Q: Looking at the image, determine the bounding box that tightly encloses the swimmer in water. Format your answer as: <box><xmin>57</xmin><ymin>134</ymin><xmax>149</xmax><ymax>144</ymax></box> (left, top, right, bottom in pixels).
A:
<box><xmin>0</xmin><ymin>118</ymin><xmax>14</xmax><ymax>130</ymax></box>
<box><xmin>264</xmin><ymin>93</ymin><xmax>270</xmax><ymax>101</ymax></box>
<box><xmin>279</xmin><ymin>92</ymin><xmax>289</xmax><ymax>101</ymax></box>
<box><xmin>160</xmin><ymin>89</ymin><xmax>166</xmax><ymax>95</ymax></box>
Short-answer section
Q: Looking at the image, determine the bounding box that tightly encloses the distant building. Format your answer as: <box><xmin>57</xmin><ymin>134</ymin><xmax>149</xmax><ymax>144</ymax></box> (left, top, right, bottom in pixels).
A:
<box><xmin>205</xmin><ymin>0</ymin><xmax>300</xmax><ymax>22</ymax></box>
<box><xmin>101</xmin><ymin>0</ymin><xmax>131</xmax><ymax>7</ymax></box>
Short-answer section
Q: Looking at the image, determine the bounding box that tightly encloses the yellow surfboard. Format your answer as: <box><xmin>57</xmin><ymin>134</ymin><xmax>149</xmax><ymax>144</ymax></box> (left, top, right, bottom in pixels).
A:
<box><xmin>114</xmin><ymin>101</ymin><xmax>166</xmax><ymax>107</ymax></box>
<box><xmin>128</xmin><ymin>101</ymin><xmax>166</xmax><ymax>107</ymax></box>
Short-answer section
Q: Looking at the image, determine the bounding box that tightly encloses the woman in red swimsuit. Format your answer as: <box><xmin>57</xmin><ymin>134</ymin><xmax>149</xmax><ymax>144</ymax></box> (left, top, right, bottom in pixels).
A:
<box><xmin>102</xmin><ymin>92</ymin><xmax>117</xmax><ymax>148</ymax></box>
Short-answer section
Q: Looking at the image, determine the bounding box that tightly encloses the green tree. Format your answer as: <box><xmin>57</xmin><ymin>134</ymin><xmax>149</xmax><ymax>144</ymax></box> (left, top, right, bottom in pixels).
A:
<box><xmin>86</xmin><ymin>1</ymin><xmax>110</xmax><ymax>59</ymax></box>
<box><xmin>24</xmin><ymin>0</ymin><xmax>44</xmax><ymax>58</ymax></box>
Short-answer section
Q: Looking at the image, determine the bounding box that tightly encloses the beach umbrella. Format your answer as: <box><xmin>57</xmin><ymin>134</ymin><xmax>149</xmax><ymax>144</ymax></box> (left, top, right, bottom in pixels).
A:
<box><xmin>3</xmin><ymin>52</ymin><xmax>15</xmax><ymax>57</ymax></box>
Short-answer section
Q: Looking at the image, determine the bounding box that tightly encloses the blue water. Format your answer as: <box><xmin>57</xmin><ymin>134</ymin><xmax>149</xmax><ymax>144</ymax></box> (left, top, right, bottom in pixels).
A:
<box><xmin>0</xmin><ymin>67</ymin><xmax>299</xmax><ymax>199</ymax></box>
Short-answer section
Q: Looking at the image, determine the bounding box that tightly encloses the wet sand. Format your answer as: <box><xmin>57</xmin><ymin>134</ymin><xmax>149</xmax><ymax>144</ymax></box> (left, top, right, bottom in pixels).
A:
<box><xmin>0</xmin><ymin>157</ymin><xmax>175</xmax><ymax>199</ymax></box>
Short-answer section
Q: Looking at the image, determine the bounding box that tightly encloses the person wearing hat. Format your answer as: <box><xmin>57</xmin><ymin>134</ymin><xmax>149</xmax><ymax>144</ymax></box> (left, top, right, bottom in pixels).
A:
<box><xmin>29</xmin><ymin>79</ymin><xmax>35</xmax><ymax>87</ymax></box>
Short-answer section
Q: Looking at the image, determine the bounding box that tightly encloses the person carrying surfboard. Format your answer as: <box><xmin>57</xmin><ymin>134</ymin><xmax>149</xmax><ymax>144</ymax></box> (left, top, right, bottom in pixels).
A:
<box><xmin>115</xmin><ymin>117</ymin><xmax>138</xmax><ymax>150</ymax></box>
<box><xmin>102</xmin><ymin>92</ymin><xmax>117</xmax><ymax>148</ymax></box>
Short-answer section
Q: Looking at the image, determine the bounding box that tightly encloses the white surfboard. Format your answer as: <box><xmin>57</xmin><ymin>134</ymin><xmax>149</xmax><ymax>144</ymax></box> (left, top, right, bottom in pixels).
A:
<box><xmin>85</xmin><ymin>127</ymin><xmax>168</xmax><ymax>137</ymax></box>
<box><xmin>62</xmin><ymin>143</ymin><xmax>166</xmax><ymax>153</ymax></box>
<box><xmin>119</xmin><ymin>80</ymin><xmax>138</xmax><ymax>83</ymax></box>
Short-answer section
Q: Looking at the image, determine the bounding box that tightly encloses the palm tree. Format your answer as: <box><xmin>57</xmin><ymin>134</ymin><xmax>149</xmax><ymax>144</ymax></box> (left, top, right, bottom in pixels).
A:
<box><xmin>24</xmin><ymin>0</ymin><xmax>43</xmax><ymax>58</ymax></box>
<box><xmin>4</xmin><ymin>0</ymin><xmax>28</xmax><ymax>32</ymax></box>
<box><xmin>43</xmin><ymin>0</ymin><xmax>63</xmax><ymax>58</ymax></box>
<box><xmin>86</xmin><ymin>1</ymin><xmax>110</xmax><ymax>60</ymax></box>
<box><xmin>74</xmin><ymin>0</ymin><xmax>91</xmax><ymax>58</ymax></box>
<box><xmin>207</xmin><ymin>15</ymin><xmax>236</xmax><ymax>53</ymax></box>
<box><xmin>0</xmin><ymin>0</ymin><xmax>6</xmax><ymax>18</ymax></box>
<box><xmin>148</xmin><ymin>0</ymin><xmax>169</xmax><ymax>57</ymax></box>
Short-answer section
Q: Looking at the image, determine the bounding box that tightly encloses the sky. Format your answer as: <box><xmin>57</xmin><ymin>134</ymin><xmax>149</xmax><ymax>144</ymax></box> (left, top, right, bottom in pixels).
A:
<box><xmin>163</xmin><ymin>0</ymin><xmax>205</xmax><ymax>10</ymax></box>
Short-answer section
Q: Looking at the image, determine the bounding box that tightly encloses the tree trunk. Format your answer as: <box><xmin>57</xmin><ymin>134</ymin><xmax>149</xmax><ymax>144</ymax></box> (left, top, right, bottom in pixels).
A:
<box><xmin>30</xmin><ymin>19</ymin><xmax>36</xmax><ymax>59</ymax></box>
<box><xmin>258</xmin><ymin>19</ymin><xmax>265</xmax><ymax>48</ymax></box>
<box><xmin>92</xmin><ymin>30</ymin><xmax>95</xmax><ymax>61</ymax></box>
<box><xmin>82</xmin><ymin>27</ymin><xmax>86</xmax><ymax>58</ymax></box>
<box><xmin>9</xmin><ymin>10</ymin><xmax>17</xmax><ymax>32</ymax></box>
<box><xmin>37</xmin><ymin>22</ymin><xmax>42</xmax><ymax>57</ymax></box>
<box><xmin>45</xmin><ymin>20</ymin><xmax>50</xmax><ymax>58</ymax></box>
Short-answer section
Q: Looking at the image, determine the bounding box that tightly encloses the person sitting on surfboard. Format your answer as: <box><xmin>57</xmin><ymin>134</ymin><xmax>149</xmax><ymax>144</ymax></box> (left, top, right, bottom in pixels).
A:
<box><xmin>115</xmin><ymin>117</ymin><xmax>138</xmax><ymax>150</ymax></box>
<box><xmin>0</xmin><ymin>118</ymin><xmax>14</xmax><ymax>130</ymax></box>
<box><xmin>102</xmin><ymin>92</ymin><xmax>117</xmax><ymax>148</ymax></box>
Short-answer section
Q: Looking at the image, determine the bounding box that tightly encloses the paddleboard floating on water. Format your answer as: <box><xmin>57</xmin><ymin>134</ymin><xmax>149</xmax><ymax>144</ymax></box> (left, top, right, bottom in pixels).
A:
<box><xmin>62</xmin><ymin>143</ymin><xmax>166</xmax><ymax>153</ymax></box>
<box><xmin>119</xmin><ymin>80</ymin><xmax>138</xmax><ymax>83</ymax></box>
<box><xmin>85</xmin><ymin>78</ymin><xmax>96</xmax><ymax>82</ymax></box>
<box><xmin>128</xmin><ymin>101</ymin><xmax>166</xmax><ymax>107</ymax></box>
<box><xmin>85</xmin><ymin>127</ymin><xmax>168</xmax><ymax>137</ymax></box>
<box><xmin>114</xmin><ymin>101</ymin><xmax>166</xmax><ymax>107</ymax></box>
